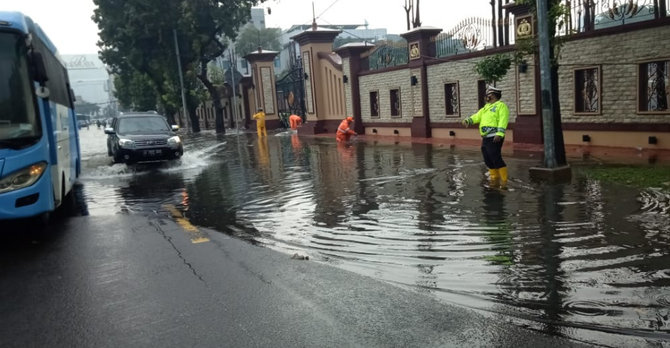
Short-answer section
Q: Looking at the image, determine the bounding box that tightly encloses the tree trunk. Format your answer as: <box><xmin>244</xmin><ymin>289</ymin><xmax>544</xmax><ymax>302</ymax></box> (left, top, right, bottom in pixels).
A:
<box><xmin>198</xmin><ymin>60</ymin><xmax>225</xmax><ymax>134</ymax></box>
<box><xmin>404</xmin><ymin>1</ymin><xmax>412</xmax><ymax>31</ymax></box>
<box><xmin>185</xmin><ymin>93</ymin><xmax>201</xmax><ymax>133</ymax></box>
<box><xmin>413</xmin><ymin>0</ymin><xmax>421</xmax><ymax>28</ymax></box>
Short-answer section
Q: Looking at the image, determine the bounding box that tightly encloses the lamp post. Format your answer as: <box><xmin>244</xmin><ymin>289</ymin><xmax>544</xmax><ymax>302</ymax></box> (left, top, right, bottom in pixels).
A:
<box><xmin>230</xmin><ymin>46</ymin><xmax>240</xmax><ymax>133</ymax></box>
<box><xmin>173</xmin><ymin>29</ymin><xmax>189</xmax><ymax>131</ymax></box>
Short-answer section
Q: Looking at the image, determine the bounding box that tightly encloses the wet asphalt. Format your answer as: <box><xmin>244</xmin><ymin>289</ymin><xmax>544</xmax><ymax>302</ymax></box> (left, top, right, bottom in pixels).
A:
<box><xmin>0</xmin><ymin>212</ymin><xmax>594</xmax><ymax>347</ymax></box>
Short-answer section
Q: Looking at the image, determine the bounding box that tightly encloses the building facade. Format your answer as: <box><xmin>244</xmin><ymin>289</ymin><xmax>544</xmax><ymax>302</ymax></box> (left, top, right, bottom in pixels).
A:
<box><xmin>62</xmin><ymin>54</ymin><xmax>116</xmax><ymax>118</ymax></box>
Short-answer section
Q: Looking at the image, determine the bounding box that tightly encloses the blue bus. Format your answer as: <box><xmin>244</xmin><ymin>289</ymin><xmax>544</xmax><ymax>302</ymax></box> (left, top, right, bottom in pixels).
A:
<box><xmin>0</xmin><ymin>12</ymin><xmax>80</xmax><ymax>223</ymax></box>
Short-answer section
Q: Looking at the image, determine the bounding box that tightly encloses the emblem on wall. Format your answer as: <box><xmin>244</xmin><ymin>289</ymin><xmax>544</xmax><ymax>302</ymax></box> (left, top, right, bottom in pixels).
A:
<box><xmin>409</xmin><ymin>42</ymin><xmax>420</xmax><ymax>60</ymax></box>
<box><xmin>515</xmin><ymin>15</ymin><xmax>534</xmax><ymax>39</ymax></box>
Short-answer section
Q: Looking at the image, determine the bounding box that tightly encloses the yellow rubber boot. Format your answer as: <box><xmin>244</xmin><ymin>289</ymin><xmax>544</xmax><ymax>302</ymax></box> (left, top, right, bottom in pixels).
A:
<box><xmin>488</xmin><ymin>168</ymin><xmax>500</xmax><ymax>187</ymax></box>
<box><xmin>498</xmin><ymin>166</ymin><xmax>508</xmax><ymax>188</ymax></box>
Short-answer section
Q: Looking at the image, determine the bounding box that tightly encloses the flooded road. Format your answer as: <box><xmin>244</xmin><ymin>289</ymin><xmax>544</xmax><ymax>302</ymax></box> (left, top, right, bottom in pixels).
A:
<box><xmin>77</xmin><ymin>126</ymin><xmax>670</xmax><ymax>345</ymax></box>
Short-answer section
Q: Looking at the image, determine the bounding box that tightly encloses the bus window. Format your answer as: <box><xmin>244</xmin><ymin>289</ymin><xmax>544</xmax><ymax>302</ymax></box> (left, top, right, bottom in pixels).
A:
<box><xmin>0</xmin><ymin>32</ymin><xmax>40</xmax><ymax>145</ymax></box>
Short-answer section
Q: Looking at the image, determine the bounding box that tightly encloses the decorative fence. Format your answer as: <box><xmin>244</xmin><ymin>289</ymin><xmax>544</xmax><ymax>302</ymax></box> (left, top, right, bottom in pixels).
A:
<box><xmin>560</xmin><ymin>0</ymin><xmax>668</xmax><ymax>34</ymax></box>
<box><xmin>435</xmin><ymin>17</ymin><xmax>502</xmax><ymax>58</ymax></box>
<box><xmin>361</xmin><ymin>40</ymin><xmax>408</xmax><ymax>71</ymax></box>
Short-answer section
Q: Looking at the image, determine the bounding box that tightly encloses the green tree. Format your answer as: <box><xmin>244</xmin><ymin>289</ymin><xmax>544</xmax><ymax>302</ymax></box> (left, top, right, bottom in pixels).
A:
<box><xmin>113</xmin><ymin>70</ymin><xmax>159</xmax><ymax>112</ymax></box>
<box><xmin>235</xmin><ymin>25</ymin><xmax>281</xmax><ymax>57</ymax></box>
<box><xmin>93</xmin><ymin>0</ymin><xmax>263</xmax><ymax>133</ymax></box>
<box><xmin>474</xmin><ymin>54</ymin><xmax>512</xmax><ymax>85</ymax></box>
<box><xmin>94</xmin><ymin>0</ymin><xmax>185</xmax><ymax>127</ymax></box>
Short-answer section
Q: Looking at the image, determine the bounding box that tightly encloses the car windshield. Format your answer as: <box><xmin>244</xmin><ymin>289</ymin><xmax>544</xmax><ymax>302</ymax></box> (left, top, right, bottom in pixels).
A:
<box><xmin>118</xmin><ymin>116</ymin><xmax>170</xmax><ymax>134</ymax></box>
<box><xmin>0</xmin><ymin>32</ymin><xmax>40</xmax><ymax>144</ymax></box>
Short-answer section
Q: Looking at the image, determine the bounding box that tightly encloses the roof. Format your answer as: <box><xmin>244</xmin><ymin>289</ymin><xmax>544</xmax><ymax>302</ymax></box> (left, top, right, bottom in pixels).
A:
<box><xmin>0</xmin><ymin>11</ymin><xmax>58</xmax><ymax>54</ymax></box>
<box><xmin>285</xmin><ymin>24</ymin><xmax>365</xmax><ymax>33</ymax></box>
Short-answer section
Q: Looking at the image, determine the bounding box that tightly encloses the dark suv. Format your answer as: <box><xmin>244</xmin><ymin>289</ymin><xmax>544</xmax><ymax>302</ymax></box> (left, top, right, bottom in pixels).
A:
<box><xmin>105</xmin><ymin>113</ymin><xmax>183</xmax><ymax>164</ymax></box>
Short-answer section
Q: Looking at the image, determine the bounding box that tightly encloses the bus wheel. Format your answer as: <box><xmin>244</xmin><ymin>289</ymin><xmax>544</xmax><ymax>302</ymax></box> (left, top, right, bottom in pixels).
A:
<box><xmin>58</xmin><ymin>177</ymin><xmax>78</xmax><ymax>217</ymax></box>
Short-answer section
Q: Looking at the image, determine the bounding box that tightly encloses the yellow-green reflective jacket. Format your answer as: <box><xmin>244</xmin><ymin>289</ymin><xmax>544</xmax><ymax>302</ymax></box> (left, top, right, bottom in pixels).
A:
<box><xmin>464</xmin><ymin>100</ymin><xmax>509</xmax><ymax>138</ymax></box>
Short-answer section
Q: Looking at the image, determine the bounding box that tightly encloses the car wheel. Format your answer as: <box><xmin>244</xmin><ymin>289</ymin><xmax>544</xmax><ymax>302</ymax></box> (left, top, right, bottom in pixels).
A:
<box><xmin>113</xmin><ymin>151</ymin><xmax>123</xmax><ymax>163</ymax></box>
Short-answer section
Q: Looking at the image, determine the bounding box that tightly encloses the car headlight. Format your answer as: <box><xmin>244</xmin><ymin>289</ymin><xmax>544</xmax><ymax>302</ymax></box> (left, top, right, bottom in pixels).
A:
<box><xmin>167</xmin><ymin>136</ymin><xmax>181</xmax><ymax>147</ymax></box>
<box><xmin>0</xmin><ymin>162</ymin><xmax>47</xmax><ymax>194</ymax></box>
<box><xmin>118</xmin><ymin>138</ymin><xmax>135</xmax><ymax>149</ymax></box>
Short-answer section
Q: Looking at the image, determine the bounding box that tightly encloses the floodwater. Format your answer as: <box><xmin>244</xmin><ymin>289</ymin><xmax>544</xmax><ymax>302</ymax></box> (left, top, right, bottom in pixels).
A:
<box><xmin>78</xmin><ymin>126</ymin><xmax>670</xmax><ymax>346</ymax></box>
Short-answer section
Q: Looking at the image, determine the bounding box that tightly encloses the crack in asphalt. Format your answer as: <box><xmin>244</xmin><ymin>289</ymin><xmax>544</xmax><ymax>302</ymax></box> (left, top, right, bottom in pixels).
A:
<box><xmin>150</xmin><ymin>219</ymin><xmax>206</xmax><ymax>284</ymax></box>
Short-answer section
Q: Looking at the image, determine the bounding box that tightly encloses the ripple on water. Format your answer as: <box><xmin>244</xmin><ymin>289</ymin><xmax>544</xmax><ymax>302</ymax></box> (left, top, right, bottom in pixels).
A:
<box><xmin>563</xmin><ymin>300</ymin><xmax>622</xmax><ymax>317</ymax></box>
<box><xmin>77</xmin><ymin>131</ymin><xmax>670</xmax><ymax>343</ymax></box>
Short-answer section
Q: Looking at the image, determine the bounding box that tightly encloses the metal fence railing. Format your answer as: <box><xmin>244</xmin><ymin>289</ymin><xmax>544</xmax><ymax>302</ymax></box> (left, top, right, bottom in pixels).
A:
<box><xmin>362</xmin><ymin>40</ymin><xmax>408</xmax><ymax>71</ymax></box>
<box><xmin>434</xmin><ymin>17</ymin><xmax>503</xmax><ymax>58</ymax></box>
<box><xmin>560</xmin><ymin>0</ymin><xmax>668</xmax><ymax>35</ymax></box>
<box><xmin>360</xmin><ymin>0</ymin><xmax>668</xmax><ymax>69</ymax></box>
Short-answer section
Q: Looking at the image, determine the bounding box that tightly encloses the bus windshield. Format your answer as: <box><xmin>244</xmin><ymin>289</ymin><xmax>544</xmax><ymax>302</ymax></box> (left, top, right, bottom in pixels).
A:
<box><xmin>0</xmin><ymin>31</ymin><xmax>40</xmax><ymax>147</ymax></box>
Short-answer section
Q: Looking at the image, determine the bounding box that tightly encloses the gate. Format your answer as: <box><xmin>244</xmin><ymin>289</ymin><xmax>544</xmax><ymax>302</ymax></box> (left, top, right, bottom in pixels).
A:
<box><xmin>275</xmin><ymin>45</ymin><xmax>306</xmax><ymax>128</ymax></box>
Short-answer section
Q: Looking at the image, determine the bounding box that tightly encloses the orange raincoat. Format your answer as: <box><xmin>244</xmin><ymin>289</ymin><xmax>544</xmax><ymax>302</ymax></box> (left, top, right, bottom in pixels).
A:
<box><xmin>336</xmin><ymin>117</ymin><xmax>356</xmax><ymax>142</ymax></box>
<box><xmin>289</xmin><ymin>114</ymin><xmax>302</xmax><ymax>130</ymax></box>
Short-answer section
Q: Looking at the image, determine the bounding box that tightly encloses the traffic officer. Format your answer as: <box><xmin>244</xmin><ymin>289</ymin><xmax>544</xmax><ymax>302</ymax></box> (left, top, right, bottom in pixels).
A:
<box><xmin>462</xmin><ymin>85</ymin><xmax>509</xmax><ymax>188</ymax></box>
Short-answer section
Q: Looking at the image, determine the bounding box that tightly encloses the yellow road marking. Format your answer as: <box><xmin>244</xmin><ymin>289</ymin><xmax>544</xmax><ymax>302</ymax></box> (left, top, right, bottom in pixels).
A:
<box><xmin>163</xmin><ymin>204</ymin><xmax>210</xmax><ymax>243</ymax></box>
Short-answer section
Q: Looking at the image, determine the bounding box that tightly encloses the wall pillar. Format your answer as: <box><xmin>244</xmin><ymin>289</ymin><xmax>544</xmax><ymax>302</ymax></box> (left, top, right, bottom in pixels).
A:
<box><xmin>245</xmin><ymin>49</ymin><xmax>280</xmax><ymax>129</ymax></box>
<box><xmin>504</xmin><ymin>3</ymin><xmax>543</xmax><ymax>145</ymax></box>
<box><xmin>400</xmin><ymin>27</ymin><xmax>442</xmax><ymax>138</ymax></box>
<box><xmin>291</xmin><ymin>28</ymin><xmax>341</xmax><ymax>135</ymax></box>
<box><xmin>335</xmin><ymin>43</ymin><xmax>375</xmax><ymax>135</ymax></box>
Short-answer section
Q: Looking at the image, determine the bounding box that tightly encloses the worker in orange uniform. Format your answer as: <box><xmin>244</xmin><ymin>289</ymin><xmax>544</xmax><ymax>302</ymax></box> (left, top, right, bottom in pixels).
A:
<box><xmin>336</xmin><ymin>116</ymin><xmax>357</xmax><ymax>142</ymax></box>
<box><xmin>289</xmin><ymin>114</ymin><xmax>303</xmax><ymax>130</ymax></box>
<box><xmin>252</xmin><ymin>108</ymin><xmax>267</xmax><ymax>136</ymax></box>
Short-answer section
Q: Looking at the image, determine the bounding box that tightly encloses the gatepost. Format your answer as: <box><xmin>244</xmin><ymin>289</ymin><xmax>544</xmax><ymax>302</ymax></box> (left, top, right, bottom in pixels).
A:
<box><xmin>335</xmin><ymin>43</ymin><xmax>375</xmax><ymax>135</ymax></box>
<box><xmin>291</xmin><ymin>27</ymin><xmax>341</xmax><ymax>135</ymax></box>
<box><xmin>400</xmin><ymin>27</ymin><xmax>442</xmax><ymax>138</ymax></box>
<box><xmin>245</xmin><ymin>48</ymin><xmax>280</xmax><ymax>129</ymax></box>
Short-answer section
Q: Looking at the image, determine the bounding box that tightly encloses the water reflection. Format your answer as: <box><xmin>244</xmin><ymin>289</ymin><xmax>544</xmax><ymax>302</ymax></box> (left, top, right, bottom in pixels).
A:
<box><xmin>78</xmin><ymin>130</ymin><xmax>670</xmax><ymax>344</ymax></box>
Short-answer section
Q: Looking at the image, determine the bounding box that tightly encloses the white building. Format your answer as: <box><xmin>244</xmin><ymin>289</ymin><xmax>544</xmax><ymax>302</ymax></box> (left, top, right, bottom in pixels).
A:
<box><xmin>62</xmin><ymin>54</ymin><xmax>116</xmax><ymax>117</ymax></box>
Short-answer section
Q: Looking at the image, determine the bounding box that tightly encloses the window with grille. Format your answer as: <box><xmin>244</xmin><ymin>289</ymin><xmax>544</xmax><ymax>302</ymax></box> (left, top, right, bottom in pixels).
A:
<box><xmin>444</xmin><ymin>82</ymin><xmax>459</xmax><ymax>116</ymax></box>
<box><xmin>639</xmin><ymin>60</ymin><xmax>669</xmax><ymax>113</ymax></box>
<box><xmin>390</xmin><ymin>89</ymin><xmax>401</xmax><ymax>117</ymax></box>
<box><xmin>370</xmin><ymin>91</ymin><xmax>379</xmax><ymax>117</ymax></box>
<box><xmin>574</xmin><ymin>67</ymin><xmax>600</xmax><ymax>114</ymax></box>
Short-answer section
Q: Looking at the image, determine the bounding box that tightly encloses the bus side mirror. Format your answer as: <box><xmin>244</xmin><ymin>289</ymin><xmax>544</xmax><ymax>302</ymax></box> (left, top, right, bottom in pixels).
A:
<box><xmin>31</xmin><ymin>51</ymin><xmax>48</xmax><ymax>85</ymax></box>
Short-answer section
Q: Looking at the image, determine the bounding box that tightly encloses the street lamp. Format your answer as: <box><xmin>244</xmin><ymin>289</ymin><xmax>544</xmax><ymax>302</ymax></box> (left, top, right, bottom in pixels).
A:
<box><xmin>173</xmin><ymin>29</ymin><xmax>190</xmax><ymax>131</ymax></box>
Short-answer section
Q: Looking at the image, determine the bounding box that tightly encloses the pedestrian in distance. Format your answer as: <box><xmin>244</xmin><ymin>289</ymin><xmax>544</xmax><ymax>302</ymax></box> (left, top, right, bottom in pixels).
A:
<box><xmin>336</xmin><ymin>116</ymin><xmax>357</xmax><ymax>142</ymax></box>
<box><xmin>252</xmin><ymin>108</ymin><xmax>267</xmax><ymax>136</ymax></box>
<box><xmin>461</xmin><ymin>85</ymin><xmax>510</xmax><ymax>188</ymax></box>
<box><xmin>289</xmin><ymin>114</ymin><xmax>303</xmax><ymax>130</ymax></box>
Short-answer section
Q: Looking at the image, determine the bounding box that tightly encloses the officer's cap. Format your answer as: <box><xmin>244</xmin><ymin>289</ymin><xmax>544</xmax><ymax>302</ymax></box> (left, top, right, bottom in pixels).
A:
<box><xmin>486</xmin><ymin>86</ymin><xmax>502</xmax><ymax>96</ymax></box>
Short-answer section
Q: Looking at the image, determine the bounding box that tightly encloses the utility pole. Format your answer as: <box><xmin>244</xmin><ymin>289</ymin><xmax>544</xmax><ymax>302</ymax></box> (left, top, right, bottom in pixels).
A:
<box><xmin>529</xmin><ymin>0</ymin><xmax>571</xmax><ymax>181</ymax></box>
<box><xmin>230</xmin><ymin>46</ymin><xmax>239</xmax><ymax>133</ymax></box>
<box><xmin>536</xmin><ymin>0</ymin><xmax>557</xmax><ymax>169</ymax></box>
<box><xmin>173</xmin><ymin>29</ymin><xmax>190</xmax><ymax>131</ymax></box>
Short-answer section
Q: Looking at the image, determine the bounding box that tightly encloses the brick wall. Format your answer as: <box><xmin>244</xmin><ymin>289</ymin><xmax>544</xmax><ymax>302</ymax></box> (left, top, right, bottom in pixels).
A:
<box><xmin>426</xmin><ymin>57</ymin><xmax>518</xmax><ymax>123</ymax></box>
<box><xmin>558</xmin><ymin>25</ymin><xmax>670</xmax><ymax>124</ymax></box>
<box><xmin>359</xmin><ymin>69</ymin><xmax>412</xmax><ymax>123</ymax></box>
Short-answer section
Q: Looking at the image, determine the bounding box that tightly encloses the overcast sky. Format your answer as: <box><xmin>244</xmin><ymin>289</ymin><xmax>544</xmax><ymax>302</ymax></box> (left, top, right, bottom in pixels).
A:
<box><xmin>0</xmin><ymin>0</ymin><xmax>490</xmax><ymax>55</ymax></box>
